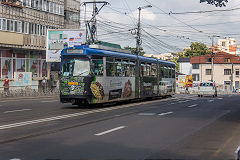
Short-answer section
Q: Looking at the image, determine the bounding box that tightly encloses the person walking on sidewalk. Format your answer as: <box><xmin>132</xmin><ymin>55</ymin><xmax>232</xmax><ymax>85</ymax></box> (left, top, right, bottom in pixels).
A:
<box><xmin>3</xmin><ymin>76</ymin><xmax>10</xmax><ymax>96</ymax></box>
<box><xmin>41</xmin><ymin>76</ymin><xmax>47</xmax><ymax>94</ymax></box>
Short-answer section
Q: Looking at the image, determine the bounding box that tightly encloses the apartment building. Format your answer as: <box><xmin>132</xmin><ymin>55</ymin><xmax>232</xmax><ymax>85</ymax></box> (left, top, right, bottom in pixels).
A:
<box><xmin>0</xmin><ymin>0</ymin><xmax>80</xmax><ymax>90</ymax></box>
<box><xmin>190</xmin><ymin>51</ymin><xmax>240</xmax><ymax>89</ymax></box>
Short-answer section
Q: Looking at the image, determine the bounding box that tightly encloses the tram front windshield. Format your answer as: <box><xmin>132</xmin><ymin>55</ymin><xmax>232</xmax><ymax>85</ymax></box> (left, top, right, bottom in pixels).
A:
<box><xmin>62</xmin><ymin>59</ymin><xmax>90</xmax><ymax>77</ymax></box>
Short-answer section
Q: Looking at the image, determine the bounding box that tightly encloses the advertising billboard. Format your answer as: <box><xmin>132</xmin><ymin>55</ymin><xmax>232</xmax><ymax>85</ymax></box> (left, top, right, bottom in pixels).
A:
<box><xmin>46</xmin><ymin>29</ymin><xmax>86</xmax><ymax>62</ymax></box>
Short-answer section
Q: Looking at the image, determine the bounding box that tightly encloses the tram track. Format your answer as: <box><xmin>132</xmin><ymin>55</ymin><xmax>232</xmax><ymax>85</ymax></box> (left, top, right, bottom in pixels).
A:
<box><xmin>0</xmin><ymin>96</ymin><xmax>190</xmax><ymax>144</ymax></box>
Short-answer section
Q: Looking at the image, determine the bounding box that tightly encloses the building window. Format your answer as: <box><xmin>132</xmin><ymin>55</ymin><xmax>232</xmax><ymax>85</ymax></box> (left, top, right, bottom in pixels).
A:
<box><xmin>236</xmin><ymin>69</ymin><xmax>239</xmax><ymax>77</ymax></box>
<box><xmin>224</xmin><ymin>69</ymin><xmax>231</xmax><ymax>75</ymax></box>
<box><xmin>222</xmin><ymin>41</ymin><xmax>226</xmax><ymax>47</ymax></box>
<box><xmin>193</xmin><ymin>74</ymin><xmax>199</xmax><ymax>81</ymax></box>
<box><xmin>206</xmin><ymin>58</ymin><xmax>212</xmax><ymax>63</ymax></box>
<box><xmin>192</xmin><ymin>64</ymin><xmax>199</xmax><ymax>69</ymax></box>
<box><xmin>17</xmin><ymin>21</ymin><xmax>22</xmax><ymax>33</ymax></box>
<box><xmin>2</xmin><ymin>19</ymin><xmax>6</xmax><ymax>31</ymax></box>
<box><xmin>225</xmin><ymin>58</ymin><xmax>230</xmax><ymax>63</ymax></box>
<box><xmin>10</xmin><ymin>20</ymin><xmax>14</xmax><ymax>32</ymax></box>
<box><xmin>206</xmin><ymin>69</ymin><xmax>212</xmax><ymax>75</ymax></box>
<box><xmin>224</xmin><ymin>81</ymin><xmax>230</xmax><ymax>85</ymax></box>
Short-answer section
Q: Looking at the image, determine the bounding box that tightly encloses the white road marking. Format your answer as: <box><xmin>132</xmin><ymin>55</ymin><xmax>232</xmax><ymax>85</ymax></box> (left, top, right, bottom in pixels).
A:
<box><xmin>9</xmin><ymin>158</ymin><xmax>21</xmax><ymax>160</ymax></box>
<box><xmin>158</xmin><ymin>112</ymin><xmax>173</xmax><ymax>116</ymax></box>
<box><xmin>4</xmin><ymin>109</ymin><xmax>32</xmax><ymax>114</ymax></box>
<box><xmin>41</xmin><ymin>100</ymin><xmax>59</xmax><ymax>103</ymax></box>
<box><xmin>95</xmin><ymin>126</ymin><xmax>126</xmax><ymax>136</ymax></box>
<box><xmin>187</xmin><ymin>104</ymin><xmax>198</xmax><ymax>108</ymax></box>
<box><xmin>209</xmin><ymin>100</ymin><xmax>214</xmax><ymax>102</ymax></box>
<box><xmin>138</xmin><ymin>113</ymin><xmax>156</xmax><ymax>116</ymax></box>
<box><xmin>171</xmin><ymin>103</ymin><xmax>175</xmax><ymax>104</ymax></box>
<box><xmin>217</xmin><ymin>98</ymin><xmax>223</xmax><ymax>100</ymax></box>
<box><xmin>0</xmin><ymin>98</ymin><xmax>174</xmax><ymax>130</ymax></box>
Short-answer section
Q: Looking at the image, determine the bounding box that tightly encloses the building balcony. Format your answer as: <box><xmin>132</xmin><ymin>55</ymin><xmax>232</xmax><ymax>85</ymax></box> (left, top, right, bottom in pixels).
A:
<box><xmin>0</xmin><ymin>0</ymin><xmax>24</xmax><ymax>8</ymax></box>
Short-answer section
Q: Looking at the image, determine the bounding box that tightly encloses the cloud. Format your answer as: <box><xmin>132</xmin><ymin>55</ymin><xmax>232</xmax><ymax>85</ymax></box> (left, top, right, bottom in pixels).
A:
<box><xmin>132</xmin><ymin>9</ymin><xmax>157</xmax><ymax>21</ymax></box>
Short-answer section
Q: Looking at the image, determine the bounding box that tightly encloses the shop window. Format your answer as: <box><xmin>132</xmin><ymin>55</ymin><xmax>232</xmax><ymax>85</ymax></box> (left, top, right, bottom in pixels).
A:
<box><xmin>41</xmin><ymin>60</ymin><xmax>47</xmax><ymax>77</ymax></box>
<box><xmin>16</xmin><ymin>59</ymin><xmax>25</xmax><ymax>72</ymax></box>
<box><xmin>30</xmin><ymin>54</ymin><xmax>39</xmax><ymax>78</ymax></box>
<box><xmin>2</xmin><ymin>58</ymin><xmax>12</xmax><ymax>79</ymax></box>
<box><xmin>92</xmin><ymin>59</ymin><xmax>103</xmax><ymax>76</ymax></box>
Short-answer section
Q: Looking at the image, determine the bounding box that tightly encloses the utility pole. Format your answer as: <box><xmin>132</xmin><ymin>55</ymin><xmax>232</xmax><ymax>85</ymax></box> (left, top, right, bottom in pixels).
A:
<box><xmin>211</xmin><ymin>37</ymin><xmax>214</xmax><ymax>82</ymax></box>
<box><xmin>210</xmin><ymin>35</ymin><xmax>220</xmax><ymax>82</ymax></box>
<box><xmin>135</xmin><ymin>5</ymin><xmax>152</xmax><ymax>98</ymax></box>
<box><xmin>82</xmin><ymin>1</ymin><xmax>109</xmax><ymax>44</ymax></box>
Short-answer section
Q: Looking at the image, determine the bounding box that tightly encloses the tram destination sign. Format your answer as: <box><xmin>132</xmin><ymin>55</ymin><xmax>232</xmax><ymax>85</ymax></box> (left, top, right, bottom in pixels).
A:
<box><xmin>66</xmin><ymin>49</ymin><xmax>84</xmax><ymax>54</ymax></box>
<box><xmin>46</xmin><ymin>29</ymin><xmax>86</xmax><ymax>62</ymax></box>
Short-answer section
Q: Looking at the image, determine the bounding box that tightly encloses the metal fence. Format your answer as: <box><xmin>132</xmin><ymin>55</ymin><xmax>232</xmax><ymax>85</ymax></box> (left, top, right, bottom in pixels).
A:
<box><xmin>0</xmin><ymin>87</ymin><xmax>59</xmax><ymax>98</ymax></box>
<box><xmin>176</xmin><ymin>85</ymin><xmax>233</xmax><ymax>95</ymax></box>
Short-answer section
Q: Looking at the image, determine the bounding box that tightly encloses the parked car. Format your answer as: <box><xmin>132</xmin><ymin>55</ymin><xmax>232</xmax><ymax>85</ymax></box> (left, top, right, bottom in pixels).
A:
<box><xmin>197</xmin><ymin>82</ymin><xmax>217</xmax><ymax>97</ymax></box>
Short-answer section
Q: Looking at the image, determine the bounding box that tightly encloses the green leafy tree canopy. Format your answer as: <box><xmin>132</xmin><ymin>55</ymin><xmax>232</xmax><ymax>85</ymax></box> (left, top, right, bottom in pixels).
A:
<box><xmin>184</xmin><ymin>42</ymin><xmax>211</xmax><ymax>57</ymax></box>
<box><xmin>124</xmin><ymin>46</ymin><xmax>145</xmax><ymax>56</ymax></box>
<box><xmin>200</xmin><ymin>0</ymin><xmax>228</xmax><ymax>7</ymax></box>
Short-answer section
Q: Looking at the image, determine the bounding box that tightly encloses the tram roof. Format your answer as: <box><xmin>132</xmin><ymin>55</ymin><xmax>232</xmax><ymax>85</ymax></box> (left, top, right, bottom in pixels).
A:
<box><xmin>61</xmin><ymin>45</ymin><xmax>175</xmax><ymax>67</ymax></box>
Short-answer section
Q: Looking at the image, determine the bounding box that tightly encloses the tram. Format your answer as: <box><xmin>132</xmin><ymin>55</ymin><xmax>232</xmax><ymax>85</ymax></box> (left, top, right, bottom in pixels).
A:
<box><xmin>60</xmin><ymin>45</ymin><xmax>176</xmax><ymax>105</ymax></box>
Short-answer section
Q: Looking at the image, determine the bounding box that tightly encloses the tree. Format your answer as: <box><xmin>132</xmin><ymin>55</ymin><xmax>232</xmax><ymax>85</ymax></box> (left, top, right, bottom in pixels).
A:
<box><xmin>169</xmin><ymin>57</ymin><xmax>179</xmax><ymax>71</ymax></box>
<box><xmin>200</xmin><ymin>0</ymin><xmax>228</xmax><ymax>7</ymax></box>
<box><xmin>124</xmin><ymin>46</ymin><xmax>145</xmax><ymax>56</ymax></box>
<box><xmin>184</xmin><ymin>42</ymin><xmax>211</xmax><ymax>57</ymax></box>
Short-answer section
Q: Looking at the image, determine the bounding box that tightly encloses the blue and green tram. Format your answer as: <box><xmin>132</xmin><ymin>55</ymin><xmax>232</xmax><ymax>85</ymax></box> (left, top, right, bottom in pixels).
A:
<box><xmin>60</xmin><ymin>45</ymin><xmax>176</xmax><ymax>105</ymax></box>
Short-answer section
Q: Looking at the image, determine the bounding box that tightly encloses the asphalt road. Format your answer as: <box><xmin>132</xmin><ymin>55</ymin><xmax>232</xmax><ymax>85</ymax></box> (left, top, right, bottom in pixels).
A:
<box><xmin>0</xmin><ymin>94</ymin><xmax>240</xmax><ymax>160</ymax></box>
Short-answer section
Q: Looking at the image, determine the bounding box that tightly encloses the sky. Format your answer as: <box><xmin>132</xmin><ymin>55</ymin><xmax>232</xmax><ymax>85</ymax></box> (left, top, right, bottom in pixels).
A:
<box><xmin>80</xmin><ymin>0</ymin><xmax>240</xmax><ymax>55</ymax></box>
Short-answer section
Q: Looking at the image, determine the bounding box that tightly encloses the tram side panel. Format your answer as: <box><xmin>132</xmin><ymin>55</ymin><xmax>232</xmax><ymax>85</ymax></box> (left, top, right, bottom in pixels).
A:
<box><xmin>91</xmin><ymin>76</ymin><xmax>136</xmax><ymax>104</ymax></box>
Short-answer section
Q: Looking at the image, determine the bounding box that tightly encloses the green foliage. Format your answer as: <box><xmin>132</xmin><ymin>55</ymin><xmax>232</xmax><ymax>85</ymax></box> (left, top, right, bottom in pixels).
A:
<box><xmin>200</xmin><ymin>0</ymin><xmax>228</xmax><ymax>7</ymax></box>
<box><xmin>124</xmin><ymin>46</ymin><xmax>145</xmax><ymax>56</ymax></box>
<box><xmin>184</xmin><ymin>42</ymin><xmax>211</xmax><ymax>58</ymax></box>
<box><xmin>169</xmin><ymin>57</ymin><xmax>179</xmax><ymax>71</ymax></box>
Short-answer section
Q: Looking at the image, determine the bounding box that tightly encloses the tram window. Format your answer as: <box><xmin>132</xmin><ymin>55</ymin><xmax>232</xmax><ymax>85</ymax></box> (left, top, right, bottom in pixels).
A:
<box><xmin>160</xmin><ymin>65</ymin><xmax>164</xmax><ymax>77</ymax></box>
<box><xmin>146</xmin><ymin>64</ymin><xmax>151</xmax><ymax>76</ymax></box>
<box><xmin>152</xmin><ymin>64</ymin><xmax>157</xmax><ymax>77</ymax></box>
<box><xmin>115</xmin><ymin>59</ymin><xmax>124</xmax><ymax>77</ymax></box>
<box><xmin>106</xmin><ymin>58</ymin><xmax>115</xmax><ymax>77</ymax></box>
<box><xmin>168</xmin><ymin>67</ymin><xmax>172</xmax><ymax>78</ymax></box>
<box><xmin>122</xmin><ymin>60</ymin><xmax>128</xmax><ymax>77</ymax></box>
<box><xmin>92</xmin><ymin>59</ymin><xmax>103</xmax><ymax>76</ymax></box>
<box><xmin>141</xmin><ymin>63</ymin><xmax>146</xmax><ymax>77</ymax></box>
<box><xmin>172</xmin><ymin>67</ymin><xmax>175</xmax><ymax>78</ymax></box>
<box><xmin>129</xmin><ymin>61</ymin><xmax>135</xmax><ymax>77</ymax></box>
<box><xmin>164</xmin><ymin>66</ymin><xmax>168</xmax><ymax>78</ymax></box>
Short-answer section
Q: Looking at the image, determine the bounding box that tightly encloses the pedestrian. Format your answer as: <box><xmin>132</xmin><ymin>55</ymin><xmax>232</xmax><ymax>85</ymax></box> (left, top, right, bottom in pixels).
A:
<box><xmin>41</xmin><ymin>76</ymin><xmax>47</xmax><ymax>93</ymax></box>
<box><xmin>3</xmin><ymin>76</ymin><xmax>10</xmax><ymax>96</ymax></box>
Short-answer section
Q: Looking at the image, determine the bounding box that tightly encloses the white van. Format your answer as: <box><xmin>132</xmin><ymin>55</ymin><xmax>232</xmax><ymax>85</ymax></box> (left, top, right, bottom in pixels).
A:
<box><xmin>198</xmin><ymin>82</ymin><xmax>217</xmax><ymax>97</ymax></box>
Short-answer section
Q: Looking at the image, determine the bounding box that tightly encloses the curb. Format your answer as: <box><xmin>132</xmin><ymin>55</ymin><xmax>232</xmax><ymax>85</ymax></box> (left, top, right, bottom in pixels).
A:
<box><xmin>0</xmin><ymin>95</ymin><xmax>59</xmax><ymax>101</ymax></box>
